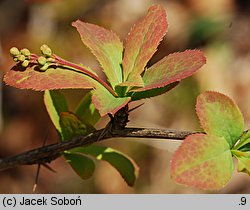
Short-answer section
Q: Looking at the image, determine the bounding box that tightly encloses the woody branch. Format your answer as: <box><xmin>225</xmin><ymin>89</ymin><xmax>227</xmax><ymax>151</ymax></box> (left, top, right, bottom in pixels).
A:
<box><xmin>0</xmin><ymin>127</ymin><xmax>201</xmax><ymax>172</ymax></box>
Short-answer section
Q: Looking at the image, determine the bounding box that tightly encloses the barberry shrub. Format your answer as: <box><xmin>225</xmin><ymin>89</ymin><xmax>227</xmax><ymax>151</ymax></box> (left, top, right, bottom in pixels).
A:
<box><xmin>8</xmin><ymin>5</ymin><xmax>250</xmax><ymax>190</ymax></box>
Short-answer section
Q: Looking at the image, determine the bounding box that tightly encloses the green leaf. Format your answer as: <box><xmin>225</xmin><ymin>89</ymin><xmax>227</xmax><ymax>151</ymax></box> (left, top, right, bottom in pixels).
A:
<box><xmin>72</xmin><ymin>20</ymin><xmax>123</xmax><ymax>88</ymax></box>
<box><xmin>232</xmin><ymin>150</ymin><xmax>250</xmax><ymax>176</ymax></box>
<box><xmin>64</xmin><ymin>152</ymin><xmax>95</xmax><ymax>179</ymax></box>
<box><xmin>171</xmin><ymin>134</ymin><xmax>234</xmax><ymax>190</ymax></box>
<box><xmin>239</xmin><ymin>143</ymin><xmax>250</xmax><ymax>152</ymax></box>
<box><xmin>92</xmin><ymin>86</ymin><xmax>131</xmax><ymax>116</ymax></box>
<box><xmin>59</xmin><ymin>112</ymin><xmax>92</xmax><ymax>141</ymax></box>
<box><xmin>238</xmin><ymin>157</ymin><xmax>250</xmax><ymax>176</ymax></box>
<box><xmin>196</xmin><ymin>91</ymin><xmax>244</xmax><ymax>148</ymax></box>
<box><xmin>129</xmin><ymin>82</ymin><xmax>179</xmax><ymax>101</ymax></box>
<box><xmin>59</xmin><ymin>112</ymin><xmax>96</xmax><ymax>179</ymax></box>
<box><xmin>75</xmin><ymin>92</ymin><xmax>100</xmax><ymax>126</ymax></box>
<box><xmin>44</xmin><ymin>90</ymin><xmax>68</xmax><ymax>132</ymax></box>
<box><xmin>234</xmin><ymin>130</ymin><xmax>250</xmax><ymax>150</ymax></box>
<box><xmin>4</xmin><ymin>64</ymin><xmax>99</xmax><ymax>91</ymax></box>
<box><xmin>71</xmin><ymin>145</ymin><xmax>139</xmax><ymax>186</ymax></box>
<box><xmin>134</xmin><ymin>50</ymin><xmax>206</xmax><ymax>92</ymax></box>
<box><xmin>122</xmin><ymin>5</ymin><xmax>167</xmax><ymax>87</ymax></box>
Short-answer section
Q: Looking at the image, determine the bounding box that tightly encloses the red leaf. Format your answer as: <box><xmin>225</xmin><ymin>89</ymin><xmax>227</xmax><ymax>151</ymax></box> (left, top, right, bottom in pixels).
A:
<box><xmin>72</xmin><ymin>20</ymin><xmax>123</xmax><ymax>88</ymax></box>
<box><xmin>122</xmin><ymin>5</ymin><xmax>167</xmax><ymax>86</ymax></box>
<box><xmin>134</xmin><ymin>50</ymin><xmax>206</xmax><ymax>92</ymax></box>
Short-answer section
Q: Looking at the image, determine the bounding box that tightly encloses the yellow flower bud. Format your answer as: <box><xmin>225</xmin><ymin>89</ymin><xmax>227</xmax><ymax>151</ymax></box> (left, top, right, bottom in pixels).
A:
<box><xmin>10</xmin><ymin>47</ymin><xmax>20</xmax><ymax>56</ymax></box>
<box><xmin>20</xmin><ymin>48</ymin><xmax>31</xmax><ymax>57</ymax></box>
<box><xmin>40</xmin><ymin>63</ymin><xmax>49</xmax><ymax>71</ymax></box>
<box><xmin>40</xmin><ymin>44</ymin><xmax>52</xmax><ymax>57</ymax></box>
<box><xmin>37</xmin><ymin>56</ymin><xmax>47</xmax><ymax>66</ymax></box>
<box><xmin>22</xmin><ymin>60</ymin><xmax>29</xmax><ymax>67</ymax></box>
<box><xmin>17</xmin><ymin>54</ymin><xmax>26</xmax><ymax>62</ymax></box>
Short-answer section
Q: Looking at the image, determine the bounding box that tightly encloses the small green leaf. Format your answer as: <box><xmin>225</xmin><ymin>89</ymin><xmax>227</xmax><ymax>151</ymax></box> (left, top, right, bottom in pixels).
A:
<box><xmin>239</xmin><ymin>143</ymin><xmax>250</xmax><ymax>152</ymax></box>
<box><xmin>59</xmin><ymin>112</ymin><xmax>92</xmax><ymax>141</ymax></box>
<box><xmin>232</xmin><ymin>150</ymin><xmax>250</xmax><ymax>176</ymax></box>
<box><xmin>75</xmin><ymin>92</ymin><xmax>100</xmax><ymax>126</ymax></box>
<box><xmin>114</xmin><ymin>85</ymin><xmax>128</xmax><ymax>97</ymax></box>
<box><xmin>234</xmin><ymin>130</ymin><xmax>250</xmax><ymax>150</ymax></box>
<box><xmin>71</xmin><ymin>145</ymin><xmax>139</xmax><ymax>186</ymax></box>
<box><xmin>44</xmin><ymin>90</ymin><xmax>68</xmax><ymax>132</ymax></box>
<box><xmin>171</xmin><ymin>134</ymin><xmax>234</xmax><ymax>190</ymax></box>
<box><xmin>92</xmin><ymin>86</ymin><xmax>130</xmax><ymax>116</ymax></box>
<box><xmin>64</xmin><ymin>152</ymin><xmax>95</xmax><ymax>179</ymax></box>
<box><xmin>122</xmin><ymin>5</ymin><xmax>167</xmax><ymax>86</ymax></box>
<box><xmin>129</xmin><ymin>82</ymin><xmax>179</xmax><ymax>101</ymax></box>
<box><xmin>72</xmin><ymin>20</ymin><xmax>123</xmax><ymax>88</ymax></box>
<box><xmin>237</xmin><ymin>157</ymin><xmax>250</xmax><ymax>176</ymax></box>
<box><xmin>196</xmin><ymin>91</ymin><xmax>244</xmax><ymax>148</ymax></box>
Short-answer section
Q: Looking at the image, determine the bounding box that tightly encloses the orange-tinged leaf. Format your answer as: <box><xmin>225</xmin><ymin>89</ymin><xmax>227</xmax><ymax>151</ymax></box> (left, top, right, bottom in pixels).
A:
<box><xmin>4</xmin><ymin>64</ymin><xmax>129</xmax><ymax>116</ymax></box>
<box><xmin>196</xmin><ymin>91</ymin><xmax>244</xmax><ymax>148</ymax></box>
<box><xmin>4</xmin><ymin>64</ymin><xmax>97</xmax><ymax>91</ymax></box>
<box><xmin>122</xmin><ymin>5</ymin><xmax>167</xmax><ymax>86</ymax></box>
<box><xmin>171</xmin><ymin>134</ymin><xmax>234</xmax><ymax>190</ymax></box>
<box><xmin>134</xmin><ymin>50</ymin><xmax>206</xmax><ymax>92</ymax></box>
<box><xmin>72</xmin><ymin>20</ymin><xmax>123</xmax><ymax>88</ymax></box>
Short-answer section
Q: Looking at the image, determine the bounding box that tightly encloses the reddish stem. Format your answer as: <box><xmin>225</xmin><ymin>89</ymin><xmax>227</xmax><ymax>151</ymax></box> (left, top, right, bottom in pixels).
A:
<box><xmin>53</xmin><ymin>54</ymin><xmax>117</xmax><ymax>96</ymax></box>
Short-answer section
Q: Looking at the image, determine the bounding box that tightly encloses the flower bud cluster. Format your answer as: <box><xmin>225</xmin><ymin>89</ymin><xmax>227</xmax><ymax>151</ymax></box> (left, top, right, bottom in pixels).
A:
<box><xmin>9</xmin><ymin>47</ymin><xmax>31</xmax><ymax>67</ymax></box>
<box><xmin>9</xmin><ymin>45</ymin><xmax>55</xmax><ymax>71</ymax></box>
<box><xmin>37</xmin><ymin>44</ymin><xmax>53</xmax><ymax>71</ymax></box>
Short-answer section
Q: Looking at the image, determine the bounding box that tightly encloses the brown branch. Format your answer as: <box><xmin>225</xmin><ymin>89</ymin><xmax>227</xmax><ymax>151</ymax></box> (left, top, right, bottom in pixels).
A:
<box><xmin>0</xmin><ymin>127</ymin><xmax>201</xmax><ymax>172</ymax></box>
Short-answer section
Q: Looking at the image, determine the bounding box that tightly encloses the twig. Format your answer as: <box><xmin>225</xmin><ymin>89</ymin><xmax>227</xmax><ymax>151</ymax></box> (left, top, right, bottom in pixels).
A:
<box><xmin>0</xmin><ymin>127</ymin><xmax>201</xmax><ymax>172</ymax></box>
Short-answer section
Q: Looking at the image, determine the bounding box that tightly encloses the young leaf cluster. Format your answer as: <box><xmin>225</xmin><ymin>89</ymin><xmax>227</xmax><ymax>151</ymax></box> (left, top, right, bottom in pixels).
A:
<box><xmin>4</xmin><ymin>5</ymin><xmax>206</xmax><ymax>117</ymax></box>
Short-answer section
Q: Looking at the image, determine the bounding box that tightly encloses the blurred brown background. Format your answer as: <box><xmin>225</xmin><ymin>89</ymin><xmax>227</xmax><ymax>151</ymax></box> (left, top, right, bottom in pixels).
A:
<box><xmin>1</xmin><ymin>0</ymin><xmax>250</xmax><ymax>193</ymax></box>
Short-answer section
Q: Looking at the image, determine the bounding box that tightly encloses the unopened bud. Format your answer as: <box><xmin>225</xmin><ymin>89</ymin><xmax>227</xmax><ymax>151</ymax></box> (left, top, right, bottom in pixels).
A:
<box><xmin>10</xmin><ymin>47</ymin><xmax>20</xmax><ymax>56</ymax></box>
<box><xmin>20</xmin><ymin>48</ymin><xmax>31</xmax><ymax>57</ymax></box>
<box><xmin>17</xmin><ymin>54</ymin><xmax>26</xmax><ymax>62</ymax></box>
<box><xmin>40</xmin><ymin>44</ymin><xmax>52</xmax><ymax>57</ymax></box>
<box><xmin>22</xmin><ymin>60</ymin><xmax>29</xmax><ymax>67</ymax></box>
<box><xmin>40</xmin><ymin>63</ymin><xmax>49</xmax><ymax>71</ymax></box>
<box><xmin>37</xmin><ymin>56</ymin><xmax>47</xmax><ymax>66</ymax></box>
